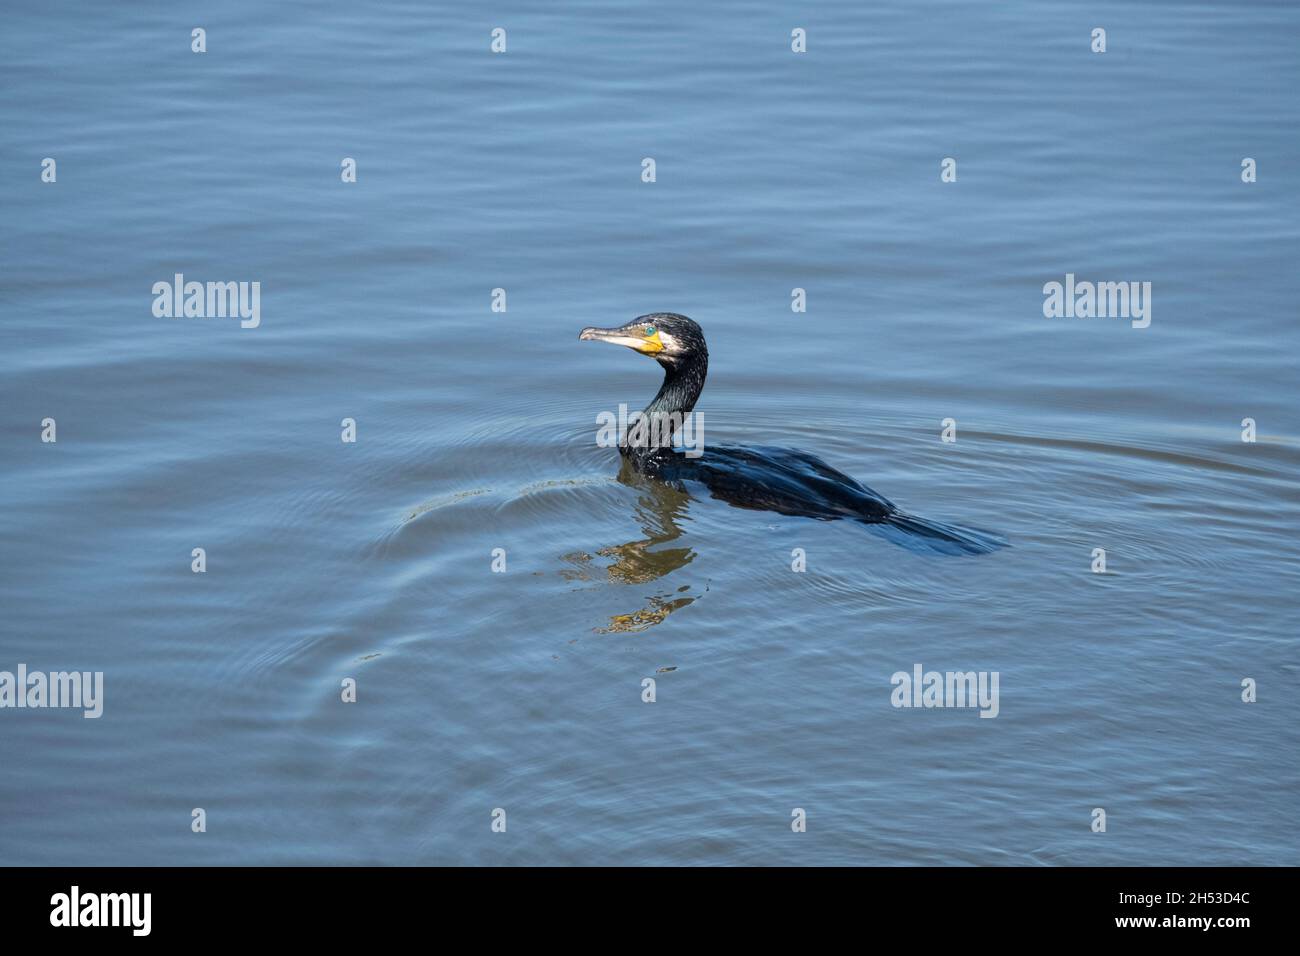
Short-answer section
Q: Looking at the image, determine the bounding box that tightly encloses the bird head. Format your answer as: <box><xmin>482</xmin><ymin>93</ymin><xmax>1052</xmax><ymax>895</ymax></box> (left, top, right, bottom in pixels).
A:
<box><xmin>579</xmin><ymin>313</ymin><xmax>706</xmax><ymax>368</ymax></box>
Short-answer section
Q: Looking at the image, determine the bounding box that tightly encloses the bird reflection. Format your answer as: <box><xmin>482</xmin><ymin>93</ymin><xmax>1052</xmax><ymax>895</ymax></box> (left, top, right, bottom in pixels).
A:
<box><xmin>561</xmin><ymin>458</ymin><xmax>702</xmax><ymax>633</ymax></box>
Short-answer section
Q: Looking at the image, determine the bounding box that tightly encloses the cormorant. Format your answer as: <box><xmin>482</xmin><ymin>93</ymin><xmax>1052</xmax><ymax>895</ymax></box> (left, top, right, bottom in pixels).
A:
<box><xmin>580</xmin><ymin>313</ymin><xmax>1006</xmax><ymax>555</ymax></box>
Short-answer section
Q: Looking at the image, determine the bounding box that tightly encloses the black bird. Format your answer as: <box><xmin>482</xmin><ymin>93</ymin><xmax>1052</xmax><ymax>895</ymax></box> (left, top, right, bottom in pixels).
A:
<box><xmin>580</xmin><ymin>312</ymin><xmax>1006</xmax><ymax>555</ymax></box>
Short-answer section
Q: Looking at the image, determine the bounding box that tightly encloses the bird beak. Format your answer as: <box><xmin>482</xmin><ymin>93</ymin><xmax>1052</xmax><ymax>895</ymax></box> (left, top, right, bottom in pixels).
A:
<box><xmin>580</xmin><ymin>326</ymin><xmax>664</xmax><ymax>354</ymax></box>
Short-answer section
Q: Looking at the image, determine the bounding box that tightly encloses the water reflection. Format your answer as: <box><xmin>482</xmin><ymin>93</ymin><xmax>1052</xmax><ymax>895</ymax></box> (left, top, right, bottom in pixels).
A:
<box><xmin>562</xmin><ymin>459</ymin><xmax>702</xmax><ymax>633</ymax></box>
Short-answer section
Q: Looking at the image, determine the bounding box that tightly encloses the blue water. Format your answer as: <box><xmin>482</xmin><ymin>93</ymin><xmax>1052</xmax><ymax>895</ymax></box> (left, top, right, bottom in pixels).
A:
<box><xmin>2</xmin><ymin>1</ymin><xmax>1297</xmax><ymax>865</ymax></box>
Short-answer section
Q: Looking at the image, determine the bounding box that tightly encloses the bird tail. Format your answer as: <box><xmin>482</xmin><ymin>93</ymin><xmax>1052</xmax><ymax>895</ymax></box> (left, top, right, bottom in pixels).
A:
<box><xmin>861</xmin><ymin>512</ymin><xmax>1008</xmax><ymax>556</ymax></box>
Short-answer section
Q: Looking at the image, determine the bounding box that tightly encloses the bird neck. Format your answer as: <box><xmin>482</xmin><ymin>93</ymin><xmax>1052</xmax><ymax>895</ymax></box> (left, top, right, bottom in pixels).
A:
<box><xmin>623</xmin><ymin>350</ymin><xmax>707</xmax><ymax>462</ymax></box>
<box><xmin>646</xmin><ymin>350</ymin><xmax>707</xmax><ymax>419</ymax></box>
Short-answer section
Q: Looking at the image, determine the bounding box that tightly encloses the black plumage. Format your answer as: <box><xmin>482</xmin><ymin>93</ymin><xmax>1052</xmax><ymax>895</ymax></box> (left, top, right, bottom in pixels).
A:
<box><xmin>580</xmin><ymin>313</ymin><xmax>1005</xmax><ymax>555</ymax></box>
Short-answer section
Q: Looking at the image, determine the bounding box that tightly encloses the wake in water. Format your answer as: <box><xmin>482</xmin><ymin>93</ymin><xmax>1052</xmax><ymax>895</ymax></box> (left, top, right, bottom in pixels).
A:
<box><xmin>861</xmin><ymin>512</ymin><xmax>1008</xmax><ymax>556</ymax></box>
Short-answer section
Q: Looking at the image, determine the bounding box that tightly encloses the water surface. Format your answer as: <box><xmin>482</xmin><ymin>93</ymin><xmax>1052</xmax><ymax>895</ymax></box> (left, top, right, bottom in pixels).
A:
<box><xmin>1</xmin><ymin>0</ymin><xmax>1298</xmax><ymax>865</ymax></box>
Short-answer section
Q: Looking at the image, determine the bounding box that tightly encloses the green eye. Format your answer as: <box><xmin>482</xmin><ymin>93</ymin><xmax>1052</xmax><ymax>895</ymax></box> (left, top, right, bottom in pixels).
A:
<box><xmin>644</xmin><ymin>325</ymin><xmax>656</xmax><ymax>335</ymax></box>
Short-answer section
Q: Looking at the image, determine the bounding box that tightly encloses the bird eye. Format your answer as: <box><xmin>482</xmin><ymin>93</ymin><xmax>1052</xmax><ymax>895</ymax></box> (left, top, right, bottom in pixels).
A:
<box><xmin>644</xmin><ymin>326</ymin><xmax>656</xmax><ymax>335</ymax></box>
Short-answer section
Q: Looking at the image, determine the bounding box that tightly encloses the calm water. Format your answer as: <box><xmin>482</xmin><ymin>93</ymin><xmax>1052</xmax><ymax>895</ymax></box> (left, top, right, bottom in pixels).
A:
<box><xmin>2</xmin><ymin>1</ymin><xmax>1298</xmax><ymax>866</ymax></box>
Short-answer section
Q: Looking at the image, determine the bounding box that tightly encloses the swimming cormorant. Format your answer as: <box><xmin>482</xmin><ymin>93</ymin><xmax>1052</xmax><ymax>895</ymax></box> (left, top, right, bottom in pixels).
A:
<box><xmin>580</xmin><ymin>313</ymin><xmax>1005</xmax><ymax>555</ymax></box>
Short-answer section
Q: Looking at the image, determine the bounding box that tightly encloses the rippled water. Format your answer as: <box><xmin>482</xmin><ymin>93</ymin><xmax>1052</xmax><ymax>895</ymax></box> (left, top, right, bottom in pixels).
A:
<box><xmin>2</xmin><ymin>1</ymin><xmax>1298</xmax><ymax>865</ymax></box>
